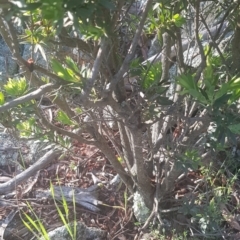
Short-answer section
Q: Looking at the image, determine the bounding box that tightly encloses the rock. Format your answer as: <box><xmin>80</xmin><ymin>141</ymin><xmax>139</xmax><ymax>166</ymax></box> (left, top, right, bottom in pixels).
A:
<box><xmin>132</xmin><ymin>191</ymin><xmax>150</xmax><ymax>224</ymax></box>
<box><xmin>148</xmin><ymin>35</ymin><xmax>162</xmax><ymax>58</ymax></box>
<box><xmin>22</xmin><ymin>44</ymin><xmax>49</xmax><ymax>68</ymax></box>
<box><xmin>26</xmin><ymin>140</ymin><xmax>54</xmax><ymax>164</ymax></box>
<box><xmin>0</xmin><ymin>37</ymin><xmax>19</xmax><ymax>81</ymax></box>
<box><xmin>0</xmin><ymin>131</ymin><xmax>54</xmax><ymax>166</ymax></box>
<box><xmin>42</xmin><ymin>222</ymin><xmax>107</xmax><ymax>240</ymax></box>
<box><xmin>0</xmin><ymin>132</ymin><xmax>19</xmax><ymax>166</ymax></box>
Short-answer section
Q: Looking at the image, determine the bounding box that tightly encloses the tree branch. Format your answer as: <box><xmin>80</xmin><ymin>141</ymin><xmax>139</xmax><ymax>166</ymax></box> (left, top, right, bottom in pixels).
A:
<box><xmin>193</xmin><ymin>0</ymin><xmax>206</xmax><ymax>81</ymax></box>
<box><xmin>36</xmin><ymin>109</ymin><xmax>95</xmax><ymax>145</ymax></box>
<box><xmin>200</xmin><ymin>15</ymin><xmax>231</xmax><ymax>76</ymax></box>
<box><xmin>0</xmin><ymin>149</ymin><xmax>61</xmax><ymax>194</ymax></box>
<box><xmin>160</xmin><ymin>32</ymin><xmax>172</xmax><ymax>82</ymax></box>
<box><xmin>0</xmin><ymin>83</ymin><xmax>55</xmax><ymax>112</ymax></box>
<box><xmin>58</xmin><ymin>29</ymin><xmax>93</xmax><ymax>53</ymax></box>
<box><xmin>130</xmin><ymin>128</ymin><xmax>154</xmax><ymax>208</ymax></box>
<box><xmin>81</xmin><ymin>38</ymin><xmax>108</xmax><ymax>101</ymax></box>
<box><xmin>94</xmin><ymin>135</ymin><xmax>134</xmax><ymax>193</ymax></box>
<box><xmin>108</xmin><ymin>0</ymin><xmax>153</xmax><ymax>91</ymax></box>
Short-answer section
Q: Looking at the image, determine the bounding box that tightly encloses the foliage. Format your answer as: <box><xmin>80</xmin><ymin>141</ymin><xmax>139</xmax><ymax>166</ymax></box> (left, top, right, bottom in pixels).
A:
<box><xmin>56</xmin><ymin>110</ymin><xmax>76</xmax><ymax>126</ymax></box>
<box><xmin>1</xmin><ymin>0</ymin><xmax>240</xmax><ymax>238</ymax></box>
<box><xmin>146</xmin><ymin>2</ymin><xmax>186</xmax><ymax>41</ymax></box>
<box><xmin>178</xmin><ymin>50</ymin><xmax>240</xmax><ymax>144</ymax></box>
<box><xmin>4</xmin><ymin>77</ymin><xmax>27</xmax><ymax>97</ymax></box>
<box><xmin>51</xmin><ymin>58</ymin><xmax>82</xmax><ymax>83</ymax></box>
<box><xmin>10</xmin><ymin>0</ymin><xmax>117</xmax><ymax>39</ymax></box>
<box><xmin>0</xmin><ymin>92</ymin><xmax>5</xmax><ymax>105</ymax></box>
<box><xmin>176</xmin><ymin>149</ymin><xmax>201</xmax><ymax>172</ymax></box>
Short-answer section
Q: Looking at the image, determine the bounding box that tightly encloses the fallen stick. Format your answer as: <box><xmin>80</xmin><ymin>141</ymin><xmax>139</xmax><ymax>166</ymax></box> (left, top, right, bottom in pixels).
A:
<box><xmin>35</xmin><ymin>185</ymin><xmax>101</xmax><ymax>212</ymax></box>
<box><xmin>0</xmin><ymin>149</ymin><xmax>61</xmax><ymax>194</ymax></box>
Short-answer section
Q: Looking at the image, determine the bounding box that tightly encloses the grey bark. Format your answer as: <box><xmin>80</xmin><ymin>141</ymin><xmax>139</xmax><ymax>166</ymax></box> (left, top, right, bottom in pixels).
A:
<box><xmin>0</xmin><ymin>149</ymin><xmax>61</xmax><ymax>194</ymax></box>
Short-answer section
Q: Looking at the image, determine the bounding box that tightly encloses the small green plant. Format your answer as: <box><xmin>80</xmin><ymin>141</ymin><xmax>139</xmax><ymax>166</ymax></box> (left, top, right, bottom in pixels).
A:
<box><xmin>56</xmin><ymin>110</ymin><xmax>76</xmax><ymax>126</ymax></box>
<box><xmin>4</xmin><ymin>77</ymin><xmax>28</xmax><ymax>97</ymax></box>
<box><xmin>179</xmin><ymin>159</ymin><xmax>237</xmax><ymax>238</ymax></box>
<box><xmin>20</xmin><ymin>202</ymin><xmax>50</xmax><ymax>240</ymax></box>
<box><xmin>0</xmin><ymin>92</ymin><xmax>5</xmax><ymax>105</ymax></box>
<box><xmin>148</xmin><ymin>228</ymin><xmax>190</xmax><ymax>240</ymax></box>
<box><xmin>21</xmin><ymin>183</ymin><xmax>77</xmax><ymax>240</ymax></box>
<box><xmin>50</xmin><ymin>182</ymin><xmax>77</xmax><ymax>240</ymax></box>
<box><xmin>176</xmin><ymin>149</ymin><xmax>201</xmax><ymax>172</ymax></box>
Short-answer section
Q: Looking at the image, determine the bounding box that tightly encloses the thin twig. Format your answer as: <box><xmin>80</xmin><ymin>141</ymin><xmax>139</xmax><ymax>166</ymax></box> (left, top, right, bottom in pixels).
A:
<box><xmin>80</xmin><ymin>38</ymin><xmax>108</xmax><ymax>103</ymax></box>
<box><xmin>109</xmin><ymin>0</ymin><xmax>153</xmax><ymax>91</ymax></box>
<box><xmin>193</xmin><ymin>0</ymin><xmax>206</xmax><ymax>82</ymax></box>
<box><xmin>36</xmin><ymin>108</ymin><xmax>95</xmax><ymax>145</ymax></box>
<box><xmin>200</xmin><ymin>15</ymin><xmax>231</xmax><ymax>76</ymax></box>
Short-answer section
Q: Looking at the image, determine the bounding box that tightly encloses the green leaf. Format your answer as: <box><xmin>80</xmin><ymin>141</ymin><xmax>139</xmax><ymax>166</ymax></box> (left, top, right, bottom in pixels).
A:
<box><xmin>0</xmin><ymin>92</ymin><xmax>5</xmax><ymax>105</ymax></box>
<box><xmin>213</xmin><ymin>93</ymin><xmax>232</xmax><ymax>109</ymax></box>
<box><xmin>51</xmin><ymin>58</ymin><xmax>67</xmax><ymax>76</ymax></box>
<box><xmin>172</xmin><ymin>13</ymin><xmax>186</xmax><ymax>27</ymax></box>
<box><xmin>21</xmin><ymin>202</ymin><xmax>50</xmax><ymax>240</ymax></box>
<box><xmin>56</xmin><ymin>110</ymin><xmax>75</xmax><ymax>125</ymax></box>
<box><xmin>41</xmin><ymin>1</ymin><xmax>64</xmax><ymax>21</ymax></box>
<box><xmin>188</xmin><ymin>89</ymin><xmax>206</xmax><ymax>103</ymax></box>
<box><xmin>75</xmin><ymin>8</ymin><xmax>94</xmax><ymax>22</ymax></box>
<box><xmin>204</xmin><ymin>66</ymin><xmax>214</xmax><ymax>85</ymax></box>
<box><xmin>228</xmin><ymin>124</ymin><xmax>240</xmax><ymax>134</ymax></box>
<box><xmin>51</xmin><ymin>58</ymin><xmax>80</xmax><ymax>83</ymax></box>
<box><xmin>177</xmin><ymin>74</ymin><xmax>197</xmax><ymax>91</ymax></box>
<box><xmin>155</xmin><ymin>86</ymin><xmax>168</xmax><ymax>95</ymax></box>
<box><xmin>23</xmin><ymin>213</ymin><xmax>41</xmax><ymax>233</ymax></box>
<box><xmin>16</xmin><ymin>118</ymin><xmax>35</xmax><ymax>137</ymax></box>
<box><xmin>199</xmin><ymin>88</ymin><xmax>209</xmax><ymax>101</ymax></box>
<box><xmin>141</xmin><ymin>62</ymin><xmax>162</xmax><ymax>89</ymax></box>
<box><xmin>56</xmin><ymin>19</ymin><xmax>64</xmax><ymax>35</ymax></box>
<box><xmin>75</xmin><ymin>107</ymin><xmax>82</xmax><ymax>114</ymax></box>
<box><xmin>214</xmin><ymin>83</ymin><xmax>230</xmax><ymax>100</ymax></box>
<box><xmin>4</xmin><ymin>77</ymin><xmax>27</xmax><ymax>96</ymax></box>
<box><xmin>25</xmin><ymin>2</ymin><xmax>42</xmax><ymax>10</ymax></box>
<box><xmin>229</xmin><ymin>77</ymin><xmax>240</xmax><ymax>88</ymax></box>
<box><xmin>50</xmin><ymin>183</ymin><xmax>73</xmax><ymax>238</ymax></box>
<box><xmin>65</xmin><ymin>57</ymin><xmax>79</xmax><ymax>73</ymax></box>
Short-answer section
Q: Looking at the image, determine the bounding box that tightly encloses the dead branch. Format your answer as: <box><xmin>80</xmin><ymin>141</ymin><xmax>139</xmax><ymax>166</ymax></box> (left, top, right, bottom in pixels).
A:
<box><xmin>0</xmin><ymin>149</ymin><xmax>61</xmax><ymax>194</ymax></box>
<box><xmin>35</xmin><ymin>185</ymin><xmax>101</xmax><ymax>212</ymax></box>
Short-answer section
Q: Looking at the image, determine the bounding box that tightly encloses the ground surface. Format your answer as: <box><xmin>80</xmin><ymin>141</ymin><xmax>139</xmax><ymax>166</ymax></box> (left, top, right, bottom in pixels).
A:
<box><xmin>1</xmin><ymin>137</ymin><xmax>240</xmax><ymax>240</ymax></box>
